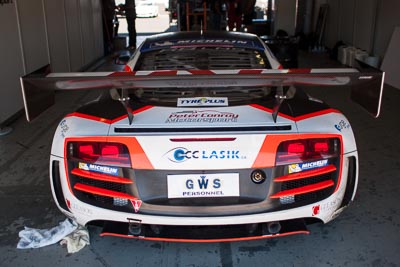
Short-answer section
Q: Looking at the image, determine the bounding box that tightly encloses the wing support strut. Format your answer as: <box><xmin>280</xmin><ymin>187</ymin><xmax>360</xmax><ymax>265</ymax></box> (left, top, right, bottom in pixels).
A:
<box><xmin>110</xmin><ymin>88</ymin><xmax>134</xmax><ymax>124</ymax></box>
<box><xmin>272</xmin><ymin>86</ymin><xmax>296</xmax><ymax>123</ymax></box>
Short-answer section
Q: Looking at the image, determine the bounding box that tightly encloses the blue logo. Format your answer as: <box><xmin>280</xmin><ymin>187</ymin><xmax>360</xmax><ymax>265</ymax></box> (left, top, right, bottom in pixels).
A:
<box><xmin>335</xmin><ymin>120</ymin><xmax>350</xmax><ymax>132</ymax></box>
<box><xmin>165</xmin><ymin>147</ymin><xmax>243</xmax><ymax>163</ymax></box>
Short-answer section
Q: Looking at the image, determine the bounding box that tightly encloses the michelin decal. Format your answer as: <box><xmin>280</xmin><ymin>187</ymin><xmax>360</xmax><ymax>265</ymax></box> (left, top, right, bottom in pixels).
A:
<box><xmin>289</xmin><ymin>160</ymin><xmax>329</xmax><ymax>173</ymax></box>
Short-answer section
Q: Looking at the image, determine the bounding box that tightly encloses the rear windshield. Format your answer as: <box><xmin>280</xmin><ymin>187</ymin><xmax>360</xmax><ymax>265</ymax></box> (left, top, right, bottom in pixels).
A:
<box><xmin>128</xmin><ymin>85</ymin><xmax>275</xmax><ymax>106</ymax></box>
<box><xmin>134</xmin><ymin>47</ymin><xmax>271</xmax><ymax>70</ymax></box>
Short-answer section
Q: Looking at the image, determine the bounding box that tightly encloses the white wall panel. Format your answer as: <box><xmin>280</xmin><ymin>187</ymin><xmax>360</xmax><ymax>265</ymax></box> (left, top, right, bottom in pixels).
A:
<box><xmin>17</xmin><ymin>0</ymin><xmax>49</xmax><ymax>72</ymax></box>
<box><xmin>44</xmin><ymin>0</ymin><xmax>70</xmax><ymax>72</ymax></box>
<box><xmin>274</xmin><ymin>0</ymin><xmax>297</xmax><ymax>36</ymax></box>
<box><xmin>353</xmin><ymin>0</ymin><xmax>377</xmax><ymax>52</ymax></box>
<box><xmin>324</xmin><ymin>0</ymin><xmax>340</xmax><ymax>49</ymax></box>
<box><xmin>0</xmin><ymin>2</ymin><xmax>24</xmax><ymax>122</ymax></box>
<box><xmin>0</xmin><ymin>0</ymin><xmax>104</xmax><ymax>124</ymax></box>
<box><xmin>79</xmin><ymin>0</ymin><xmax>96</xmax><ymax>66</ymax></box>
<box><xmin>338</xmin><ymin>0</ymin><xmax>355</xmax><ymax>45</ymax></box>
<box><xmin>92</xmin><ymin>0</ymin><xmax>104</xmax><ymax>58</ymax></box>
<box><xmin>65</xmin><ymin>0</ymin><xmax>84</xmax><ymax>71</ymax></box>
<box><xmin>373</xmin><ymin>0</ymin><xmax>400</xmax><ymax>60</ymax></box>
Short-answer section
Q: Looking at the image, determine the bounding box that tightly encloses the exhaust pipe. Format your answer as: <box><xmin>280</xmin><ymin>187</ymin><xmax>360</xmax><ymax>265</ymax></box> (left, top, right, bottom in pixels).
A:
<box><xmin>128</xmin><ymin>219</ymin><xmax>142</xmax><ymax>236</ymax></box>
<box><xmin>150</xmin><ymin>224</ymin><xmax>163</xmax><ymax>235</ymax></box>
<box><xmin>266</xmin><ymin>221</ymin><xmax>281</xmax><ymax>234</ymax></box>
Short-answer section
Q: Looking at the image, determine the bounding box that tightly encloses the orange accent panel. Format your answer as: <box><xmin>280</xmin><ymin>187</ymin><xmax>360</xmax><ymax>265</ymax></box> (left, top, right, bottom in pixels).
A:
<box><xmin>64</xmin><ymin>136</ymin><xmax>154</xmax><ymax>197</ymax></box>
<box><xmin>105</xmin><ymin>136</ymin><xmax>154</xmax><ymax>170</ymax></box>
<box><xmin>293</xmin><ymin>109</ymin><xmax>341</xmax><ymax>122</ymax></box>
<box><xmin>100</xmin><ymin>230</ymin><xmax>310</xmax><ymax>243</ymax></box>
<box><xmin>64</xmin><ymin>137</ymin><xmax>109</xmax><ymax>194</ymax></box>
<box><xmin>251</xmin><ymin>134</ymin><xmax>342</xmax><ymax>168</ymax></box>
<box><xmin>74</xmin><ymin>183</ymin><xmax>137</xmax><ymax>200</ymax></box>
<box><xmin>274</xmin><ymin>165</ymin><xmax>337</xmax><ymax>182</ymax></box>
<box><xmin>270</xmin><ymin>180</ymin><xmax>335</xmax><ymax>199</ymax></box>
<box><xmin>65</xmin><ymin>112</ymin><xmax>111</xmax><ymax>124</ymax></box>
<box><xmin>71</xmin><ymin>168</ymin><xmax>133</xmax><ymax>184</ymax></box>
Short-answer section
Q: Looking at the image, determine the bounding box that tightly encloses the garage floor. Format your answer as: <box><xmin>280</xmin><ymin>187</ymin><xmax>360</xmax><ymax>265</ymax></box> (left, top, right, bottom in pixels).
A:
<box><xmin>0</xmin><ymin>49</ymin><xmax>399</xmax><ymax>267</ymax></box>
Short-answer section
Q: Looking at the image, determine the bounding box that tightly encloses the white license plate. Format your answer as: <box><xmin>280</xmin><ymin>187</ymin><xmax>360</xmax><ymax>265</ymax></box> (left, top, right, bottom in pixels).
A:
<box><xmin>167</xmin><ymin>173</ymin><xmax>239</xmax><ymax>199</ymax></box>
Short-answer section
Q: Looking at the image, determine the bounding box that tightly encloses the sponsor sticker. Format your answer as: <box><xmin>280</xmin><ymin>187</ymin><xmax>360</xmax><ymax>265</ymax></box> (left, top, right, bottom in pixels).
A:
<box><xmin>312</xmin><ymin>198</ymin><xmax>341</xmax><ymax>217</ymax></box>
<box><xmin>71</xmin><ymin>202</ymin><xmax>93</xmax><ymax>216</ymax></box>
<box><xmin>59</xmin><ymin>119</ymin><xmax>69</xmax><ymax>138</ymax></box>
<box><xmin>335</xmin><ymin>120</ymin><xmax>350</xmax><ymax>132</ymax></box>
<box><xmin>312</xmin><ymin>205</ymin><xmax>320</xmax><ymax>216</ymax></box>
<box><xmin>177</xmin><ymin>97</ymin><xmax>228</xmax><ymax>107</ymax></box>
<box><xmin>78</xmin><ymin>163</ymin><xmax>118</xmax><ymax>175</ymax></box>
<box><xmin>165</xmin><ymin>110</ymin><xmax>239</xmax><ymax>124</ymax></box>
<box><xmin>288</xmin><ymin>159</ymin><xmax>328</xmax><ymax>174</ymax></box>
<box><xmin>164</xmin><ymin>147</ymin><xmax>245</xmax><ymax>163</ymax></box>
<box><xmin>167</xmin><ymin>173</ymin><xmax>239</xmax><ymax>199</ymax></box>
<box><xmin>130</xmin><ymin>200</ymin><xmax>142</xmax><ymax>213</ymax></box>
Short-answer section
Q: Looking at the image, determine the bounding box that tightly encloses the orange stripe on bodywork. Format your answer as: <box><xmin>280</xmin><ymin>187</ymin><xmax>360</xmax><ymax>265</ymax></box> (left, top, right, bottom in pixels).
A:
<box><xmin>252</xmin><ymin>133</ymin><xmax>344</xmax><ymax>193</ymax></box>
<box><xmin>270</xmin><ymin>180</ymin><xmax>335</xmax><ymax>199</ymax></box>
<box><xmin>98</xmin><ymin>136</ymin><xmax>154</xmax><ymax>170</ymax></box>
<box><xmin>252</xmin><ymin>134</ymin><xmax>342</xmax><ymax>168</ymax></box>
<box><xmin>66</xmin><ymin>106</ymin><xmax>154</xmax><ymax>124</ymax></box>
<box><xmin>65</xmin><ymin>112</ymin><xmax>111</xmax><ymax>124</ymax></box>
<box><xmin>293</xmin><ymin>109</ymin><xmax>341</xmax><ymax>122</ymax></box>
<box><xmin>99</xmin><ymin>230</ymin><xmax>310</xmax><ymax>243</ymax></box>
<box><xmin>64</xmin><ymin>136</ymin><xmax>154</xmax><ymax>196</ymax></box>
<box><xmin>74</xmin><ymin>183</ymin><xmax>137</xmax><ymax>200</ymax></box>
<box><xmin>250</xmin><ymin>105</ymin><xmax>341</xmax><ymax>122</ymax></box>
<box><xmin>274</xmin><ymin>165</ymin><xmax>337</xmax><ymax>182</ymax></box>
<box><xmin>71</xmin><ymin>168</ymin><xmax>133</xmax><ymax>184</ymax></box>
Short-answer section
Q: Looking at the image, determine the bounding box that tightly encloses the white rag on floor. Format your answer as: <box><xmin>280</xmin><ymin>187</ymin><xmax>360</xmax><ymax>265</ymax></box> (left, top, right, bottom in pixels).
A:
<box><xmin>17</xmin><ymin>218</ymin><xmax>78</xmax><ymax>249</ymax></box>
<box><xmin>60</xmin><ymin>225</ymin><xmax>90</xmax><ymax>253</ymax></box>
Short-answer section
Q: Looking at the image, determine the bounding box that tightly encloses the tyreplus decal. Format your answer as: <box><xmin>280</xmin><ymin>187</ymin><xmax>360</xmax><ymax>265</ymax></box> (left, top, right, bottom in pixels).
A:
<box><xmin>334</xmin><ymin>120</ymin><xmax>350</xmax><ymax>132</ymax></box>
<box><xmin>165</xmin><ymin>110</ymin><xmax>239</xmax><ymax>124</ymax></box>
<box><xmin>78</xmin><ymin>162</ymin><xmax>119</xmax><ymax>175</ymax></box>
<box><xmin>288</xmin><ymin>159</ymin><xmax>328</xmax><ymax>174</ymax></box>
<box><xmin>177</xmin><ymin>97</ymin><xmax>228</xmax><ymax>107</ymax></box>
<box><xmin>164</xmin><ymin>147</ymin><xmax>245</xmax><ymax>163</ymax></box>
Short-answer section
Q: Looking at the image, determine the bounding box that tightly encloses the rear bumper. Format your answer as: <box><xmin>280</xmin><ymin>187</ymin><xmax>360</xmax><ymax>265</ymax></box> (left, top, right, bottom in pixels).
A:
<box><xmin>99</xmin><ymin>219</ymin><xmax>309</xmax><ymax>242</ymax></box>
<box><xmin>50</xmin><ymin>151</ymin><xmax>358</xmax><ymax>241</ymax></box>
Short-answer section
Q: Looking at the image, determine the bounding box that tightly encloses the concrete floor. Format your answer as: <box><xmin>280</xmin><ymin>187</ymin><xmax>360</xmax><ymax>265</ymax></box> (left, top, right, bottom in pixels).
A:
<box><xmin>0</xmin><ymin>50</ymin><xmax>399</xmax><ymax>267</ymax></box>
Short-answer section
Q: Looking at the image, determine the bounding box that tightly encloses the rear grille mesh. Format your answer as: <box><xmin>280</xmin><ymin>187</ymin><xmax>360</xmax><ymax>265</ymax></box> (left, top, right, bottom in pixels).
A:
<box><xmin>271</xmin><ymin>160</ymin><xmax>339</xmax><ymax>207</ymax></box>
<box><xmin>68</xmin><ymin>162</ymin><xmax>135</xmax><ymax>211</ymax></box>
<box><xmin>66</xmin><ymin>157</ymin><xmax>341</xmax><ymax>214</ymax></box>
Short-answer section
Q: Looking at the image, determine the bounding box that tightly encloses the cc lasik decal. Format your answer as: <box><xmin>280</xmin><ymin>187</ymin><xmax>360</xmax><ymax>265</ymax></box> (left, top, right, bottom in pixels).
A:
<box><xmin>164</xmin><ymin>147</ymin><xmax>244</xmax><ymax>163</ymax></box>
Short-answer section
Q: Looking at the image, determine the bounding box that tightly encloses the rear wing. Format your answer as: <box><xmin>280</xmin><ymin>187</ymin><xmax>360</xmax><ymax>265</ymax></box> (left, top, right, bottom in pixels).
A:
<box><xmin>21</xmin><ymin>63</ymin><xmax>384</xmax><ymax>123</ymax></box>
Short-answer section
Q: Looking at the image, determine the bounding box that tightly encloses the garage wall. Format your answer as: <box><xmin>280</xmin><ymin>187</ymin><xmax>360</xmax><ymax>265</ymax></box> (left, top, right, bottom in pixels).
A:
<box><xmin>0</xmin><ymin>2</ymin><xmax>26</xmax><ymax>126</ymax></box>
<box><xmin>373</xmin><ymin>0</ymin><xmax>400</xmax><ymax>60</ymax></box>
<box><xmin>323</xmin><ymin>0</ymin><xmax>400</xmax><ymax>64</ymax></box>
<box><xmin>323</xmin><ymin>0</ymin><xmax>377</xmax><ymax>53</ymax></box>
<box><xmin>0</xmin><ymin>0</ymin><xmax>104</xmax><ymax>125</ymax></box>
<box><xmin>274</xmin><ymin>0</ymin><xmax>297</xmax><ymax>36</ymax></box>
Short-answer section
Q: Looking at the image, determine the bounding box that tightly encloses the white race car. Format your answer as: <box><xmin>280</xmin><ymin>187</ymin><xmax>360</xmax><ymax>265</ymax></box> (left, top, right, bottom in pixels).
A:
<box><xmin>21</xmin><ymin>32</ymin><xmax>384</xmax><ymax>242</ymax></box>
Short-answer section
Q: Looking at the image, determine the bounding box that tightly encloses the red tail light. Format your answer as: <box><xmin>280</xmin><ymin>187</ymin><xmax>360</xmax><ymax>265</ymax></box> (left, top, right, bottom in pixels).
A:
<box><xmin>276</xmin><ymin>138</ymin><xmax>340</xmax><ymax>165</ymax></box>
<box><xmin>287</xmin><ymin>142</ymin><xmax>305</xmax><ymax>154</ymax></box>
<box><xmin>312</xmin><ymin>140</ymin><xmax>329</xmax><ymax>153</ymax></box>
<box><xmin>101</xmin><ymin>145</ymin><xmax>120</xmax><ymax>157</ymax></box>
<box><xmin>69</xmin><ymin>142</ymin><xmax>131</xmax><ymax>167</ymax></box>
